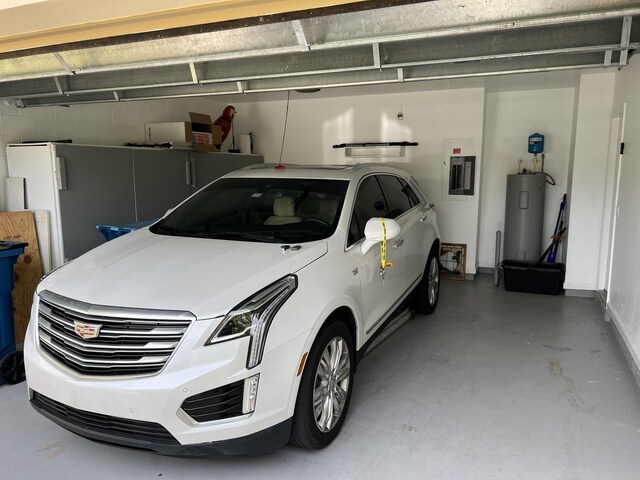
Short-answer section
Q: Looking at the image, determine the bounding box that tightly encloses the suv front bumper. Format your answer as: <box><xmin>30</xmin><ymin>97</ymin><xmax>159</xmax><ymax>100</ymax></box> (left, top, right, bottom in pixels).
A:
<box><xmin>24</xmin><ymin>299</ymin><xmax>308</xmax><ymax>454</ymax></box>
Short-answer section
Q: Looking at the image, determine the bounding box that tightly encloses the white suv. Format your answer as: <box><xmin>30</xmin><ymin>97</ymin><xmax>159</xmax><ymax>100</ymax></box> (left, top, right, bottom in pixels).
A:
<box><xmin>25</xmin><ymin>163</ymin><xmax>441</xmax><ymax>455</ymax></box>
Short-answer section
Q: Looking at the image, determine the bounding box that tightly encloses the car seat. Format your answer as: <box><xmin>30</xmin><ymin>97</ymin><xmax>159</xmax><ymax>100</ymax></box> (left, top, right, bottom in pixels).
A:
<box><xmin>263</xmin><ymin>196</ymin><xmax>302</xmax><ymax>225</ymax></box>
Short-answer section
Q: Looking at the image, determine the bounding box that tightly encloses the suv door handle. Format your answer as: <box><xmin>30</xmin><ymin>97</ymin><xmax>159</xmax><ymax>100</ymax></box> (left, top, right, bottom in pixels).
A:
<box><xmin>394</xmin><ymin>238</ymin><xmax>404</xmax><ymax>248</ymax></box>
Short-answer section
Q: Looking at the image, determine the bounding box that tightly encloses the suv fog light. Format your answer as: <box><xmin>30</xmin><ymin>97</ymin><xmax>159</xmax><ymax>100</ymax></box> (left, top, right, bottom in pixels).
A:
<box><xmin>243</xmin><ymin>374</ymin><xmax>260</xmax><ymax>414</ymax></box>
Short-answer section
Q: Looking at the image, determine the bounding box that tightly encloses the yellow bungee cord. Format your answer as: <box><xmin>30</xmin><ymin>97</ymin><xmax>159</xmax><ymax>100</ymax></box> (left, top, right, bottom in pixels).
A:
<box><xmin>380</xmin><ymin>218</ymin><xmax>394</xmax><ymax>273</ymax></box>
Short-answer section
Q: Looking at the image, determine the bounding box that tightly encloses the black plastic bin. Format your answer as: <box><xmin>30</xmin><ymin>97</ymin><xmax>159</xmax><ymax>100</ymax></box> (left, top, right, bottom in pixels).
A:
<box><xmin>502</xmin><ymin>260</ymin><xmax>565</xmax><ymax>295</ymax></box>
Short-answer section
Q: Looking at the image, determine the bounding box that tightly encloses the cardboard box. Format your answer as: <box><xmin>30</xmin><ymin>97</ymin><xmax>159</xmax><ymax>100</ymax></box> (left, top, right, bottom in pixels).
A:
<box><xmin>145</xmin><ymin>112</ymin><xmax>223</xmax><ymax>152</ymax></box>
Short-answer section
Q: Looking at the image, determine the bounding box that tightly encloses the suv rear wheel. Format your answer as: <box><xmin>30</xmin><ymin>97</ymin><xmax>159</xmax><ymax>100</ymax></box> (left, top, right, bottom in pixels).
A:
<box><xmin>415</xmin><ymin>247</ymin><xmax>440</xmax><ymax>314</ymax></box>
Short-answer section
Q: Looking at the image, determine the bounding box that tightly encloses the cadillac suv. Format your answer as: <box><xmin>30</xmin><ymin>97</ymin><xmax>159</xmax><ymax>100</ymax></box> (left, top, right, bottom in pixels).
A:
<box><xmin>25</xmin><ymin>163</ymin><xmax>441</xmax><ymax>455</ymax></box>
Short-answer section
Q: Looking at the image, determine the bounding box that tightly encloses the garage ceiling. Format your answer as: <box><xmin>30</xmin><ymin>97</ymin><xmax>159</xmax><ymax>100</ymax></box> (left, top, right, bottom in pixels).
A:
<box><xmin>0</xmin><ymin>0</ymin><xmax>638</xmax><ymax>107</ymax></box>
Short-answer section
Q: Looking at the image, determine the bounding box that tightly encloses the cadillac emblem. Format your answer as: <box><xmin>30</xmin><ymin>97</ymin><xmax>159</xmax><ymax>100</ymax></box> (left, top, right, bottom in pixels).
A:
<box><xmin>74</xmin><ymin>321</ymin><xmax>102</xmax><ymax>339</ymax></box>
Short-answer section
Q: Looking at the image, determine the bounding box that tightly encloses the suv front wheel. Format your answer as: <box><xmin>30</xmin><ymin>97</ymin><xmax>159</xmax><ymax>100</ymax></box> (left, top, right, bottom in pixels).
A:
<box><xmin>290</xmin><ymin>320</ymin><xmax>355</xmax><ymax>449</ymax></box>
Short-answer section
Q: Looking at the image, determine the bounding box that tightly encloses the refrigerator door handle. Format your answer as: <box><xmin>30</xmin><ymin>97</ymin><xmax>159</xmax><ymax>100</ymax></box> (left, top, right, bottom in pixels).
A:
<box><xmin>55</xmin><ymin>156</ymin><xmax>67</xmax><ymax>190</ymax></box>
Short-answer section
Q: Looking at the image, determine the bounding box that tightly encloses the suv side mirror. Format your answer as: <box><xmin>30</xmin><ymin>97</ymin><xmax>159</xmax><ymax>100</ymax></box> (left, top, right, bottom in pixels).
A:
<box><xmin>361</xmin><ymin>218</ymin><xmax>401</xmax><ymax>254</ymax></box>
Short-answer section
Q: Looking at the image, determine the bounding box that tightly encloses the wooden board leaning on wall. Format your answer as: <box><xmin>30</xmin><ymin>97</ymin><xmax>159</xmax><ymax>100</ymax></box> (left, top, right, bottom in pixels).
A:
<box><xmin>0</xmin><ymin>211</ymin><xmax>42</xmax><ymax>343</ymax></box>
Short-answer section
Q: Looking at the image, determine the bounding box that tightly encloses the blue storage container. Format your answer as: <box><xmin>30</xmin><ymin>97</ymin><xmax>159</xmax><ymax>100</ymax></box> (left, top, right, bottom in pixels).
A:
<box><xmin>96</xmin><ymin>219</ymin><xmax>158</xmax><ymax>241</ymax></box>
<box><xmin>0</xmin><ymin>241</ymin><xmax>27</xmax><ymax>385</ymax></box>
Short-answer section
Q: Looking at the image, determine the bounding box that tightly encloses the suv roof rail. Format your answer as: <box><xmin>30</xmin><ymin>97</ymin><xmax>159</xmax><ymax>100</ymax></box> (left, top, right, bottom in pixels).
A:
<box><xmin>350</xmin><ymin>162</ymin><xmax>404</xmax><ymax>171</ymax></box>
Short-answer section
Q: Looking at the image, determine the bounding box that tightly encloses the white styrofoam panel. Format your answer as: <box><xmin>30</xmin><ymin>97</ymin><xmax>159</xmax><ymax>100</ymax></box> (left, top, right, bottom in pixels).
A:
<box><xmin>4</xmin><ymin>176</ymin><xmax>25</xmax><ymax>211</ymax></box>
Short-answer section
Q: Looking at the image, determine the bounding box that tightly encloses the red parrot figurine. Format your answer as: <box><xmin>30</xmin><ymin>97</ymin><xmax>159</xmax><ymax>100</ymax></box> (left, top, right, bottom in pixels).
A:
<box><xmin>213</xmin><ymin>105</ymin><xmax>236</xmax><ymax>149</ymax></box>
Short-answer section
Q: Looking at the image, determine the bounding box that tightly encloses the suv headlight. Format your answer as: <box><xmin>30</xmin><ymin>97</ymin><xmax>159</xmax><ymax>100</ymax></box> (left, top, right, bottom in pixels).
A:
<box><xmin>206</xmin><ymin>275</ymin><xmax>297</xmax><ymax>369</ymax></box>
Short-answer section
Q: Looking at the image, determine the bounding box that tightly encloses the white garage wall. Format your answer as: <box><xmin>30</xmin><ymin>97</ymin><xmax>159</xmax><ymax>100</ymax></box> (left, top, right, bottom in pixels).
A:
<box><xmin>0</xmin><ymin>97</ymin><xmax>225</xmax><ymax>211</ymax></box>
<box><xmin>478</xmin><ymin>86</ymin><xmax>576</xmax><ymax>269</ymax></box>
<box><xmin>228</xmin><ymin>84</ymin><xmax>485</xmax><ymax>274</ymax></box>
<box><xmin>608</xmin><ymin>56</ymin><xmax>640</xmax><ymax>373</ymax></box>
<box><xmin>564</xmin><ymin>71</ymin><xmax>616</xmax><ymax>291</ymax></box>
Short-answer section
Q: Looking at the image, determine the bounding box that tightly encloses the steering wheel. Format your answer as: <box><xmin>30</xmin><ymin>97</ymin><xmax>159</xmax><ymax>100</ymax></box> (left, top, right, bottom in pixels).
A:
<box><xmin>302</xmin><ymin>218</ymin><xmax>331</xmax><ymax>227</ymax></box>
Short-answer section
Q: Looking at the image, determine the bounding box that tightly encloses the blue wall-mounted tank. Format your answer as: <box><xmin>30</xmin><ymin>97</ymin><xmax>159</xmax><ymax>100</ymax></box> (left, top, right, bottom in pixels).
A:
<box><xmin>528</xmin><ymin>133</ymin><xmax>544</xmax><ymax>154</ymax></box>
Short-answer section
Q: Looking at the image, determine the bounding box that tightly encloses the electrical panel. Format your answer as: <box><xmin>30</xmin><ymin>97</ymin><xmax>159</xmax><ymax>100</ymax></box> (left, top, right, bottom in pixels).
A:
<box><xmin>448</xmin><ymin>156</ymin><xmax>476</xmax><ymax>196</ymax></box>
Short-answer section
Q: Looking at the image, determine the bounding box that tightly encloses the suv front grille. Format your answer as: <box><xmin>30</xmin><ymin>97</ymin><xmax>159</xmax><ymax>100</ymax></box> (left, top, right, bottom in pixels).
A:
<box><xmin>37</xmin><ymin>290</ymin><xmax>195</xmax><ymax>376</ymax></box>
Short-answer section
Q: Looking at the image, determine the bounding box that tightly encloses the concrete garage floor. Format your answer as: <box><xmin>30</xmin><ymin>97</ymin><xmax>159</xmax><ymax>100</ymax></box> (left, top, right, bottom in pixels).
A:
<box><xmin>2</xmin><ymin>274</ymin><xmax>640</xmax><ymax>479</ymax></box>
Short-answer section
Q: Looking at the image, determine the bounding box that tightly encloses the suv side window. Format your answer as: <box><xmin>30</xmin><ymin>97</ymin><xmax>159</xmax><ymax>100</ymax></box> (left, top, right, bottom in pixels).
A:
<box><xmin>398</xmin><ymin>177</ymin><xmax>421</xmax><ymax>207</ymax></box>
<box><xmin>378</xmin><ymin>175</ymin><xmax>413</xmax><ymax>218</ymax></box>
<box><xmin>348</xmin><ymin>176</ymin><xmax>389</xmax><ymax>246</ymax></box>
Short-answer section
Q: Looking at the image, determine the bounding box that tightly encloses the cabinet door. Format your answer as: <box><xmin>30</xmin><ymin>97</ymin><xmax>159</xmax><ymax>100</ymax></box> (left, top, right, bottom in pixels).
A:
<box><xmin>55</xmin><ymin>145</ymin><xmax>136</xmax><ymax>260</ymax></box>
<box><xmin>190</xmin><ymin>152</ymin><xmax>262</xmax><ymax>193</ymax></box>
<box><xmin>133</xmin><ymin>149</ymin><xmax>191</xmax><ymax>220</ymax></box>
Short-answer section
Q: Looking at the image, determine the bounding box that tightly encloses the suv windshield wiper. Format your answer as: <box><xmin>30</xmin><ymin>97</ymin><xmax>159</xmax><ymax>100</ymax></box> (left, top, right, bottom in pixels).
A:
<box><xmin>194</xmin><ymin>231</ymin><xmax>283</xmax><ymax>243</ymax></box>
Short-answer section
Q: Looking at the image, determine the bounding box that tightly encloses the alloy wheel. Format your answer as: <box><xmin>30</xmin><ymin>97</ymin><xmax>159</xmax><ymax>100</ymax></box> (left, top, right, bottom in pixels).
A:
<box><xmin>428</xmin><ymin>256</ymin><xmax>440</xmax><ymax>306</ymax></box>
<box><xmin>313</xmin><ymin>337</ymin><xmax>351</xmax><ymax>433</ymax></box>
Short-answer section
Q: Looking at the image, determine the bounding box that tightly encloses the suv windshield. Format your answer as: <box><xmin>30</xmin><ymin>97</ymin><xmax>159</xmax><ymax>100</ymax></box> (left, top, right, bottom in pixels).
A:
<box><xmin>151</xmin><ymin>177</ymin><xmax>349</xmax><ymax>243</ymax></box>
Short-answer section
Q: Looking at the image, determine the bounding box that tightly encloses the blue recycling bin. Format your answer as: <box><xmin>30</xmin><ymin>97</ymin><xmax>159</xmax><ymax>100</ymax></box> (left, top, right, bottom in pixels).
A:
<box><xmin>96</xmin><ymin>219</ymin><xmax>159</xmax><ymax>241</ymax></box>
<box><xmin>0</xmin><ymin>241</ymin><xmax>27</xmax><ymax>360</ymax></box>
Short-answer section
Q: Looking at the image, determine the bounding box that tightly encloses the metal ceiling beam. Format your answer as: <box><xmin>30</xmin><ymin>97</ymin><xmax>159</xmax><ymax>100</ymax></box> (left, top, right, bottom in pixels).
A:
<box><xmin>372</xmin><ymin>43</ymin><xmax>381</xmax><ymax>69</ymax></box>
<box><xmin>619</xmin><ymin>15</ymin><xmax>633</xmax><ymax>65</ymax></box>
<box><xmin>0</xmin><ymin>0</ymin><xmax>410</xmax><ymax>59</ymax></box>
<box><xmin>189</xmin><ymin>62</ymin><xmax>198</xmax><ymax>84</ymax></box>
<box><xmin>2</xmin><ymin>5</ymin><xmax>639</xmax><ymax>83</ymax></box>
<box><xmin>292</xmin><ymin>20</ymin><xmax>310</xmax><ymax>51</ymax></box>
<box><xmin>53</xmin><ymin>77</ymin><xmax>64</xmax><ymax>95</ymax></box>
<box><xmin>3</xmin><ymin>16</ymin><xmax>638</xmax><ymax>101</ymax></box>
<box><xmin>3</xmin><ymin>2</ymin><xmax>640</xmax><ymax>107</ymax></box>
<box><xmin>18</xmin><ymin>51</ymin><xmax>617</xmax><ymax>107</ymax></box>
<box><xmin>604</xmin><ymin>50</ymin><xmax>613</xmax><ymax>66</ymax></box>
<box><xmin>53</xmin><ymin>53</ymin><xmax>74</xmax><ymax>75</ymax></box>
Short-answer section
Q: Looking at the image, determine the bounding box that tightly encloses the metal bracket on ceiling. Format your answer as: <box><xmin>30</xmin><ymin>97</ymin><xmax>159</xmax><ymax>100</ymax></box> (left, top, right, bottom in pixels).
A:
<box><xmin>237</xmin><ymin>81</ymin><xmax>246</xmax><ymax>93</ymax></box>
<box><xmin>15</xmin><ymin>98</ymin><xmax>24</xmax><ymax>108</ymax></box>
<box><xmin>113</xmin><ymin>91</ymin><xmax>120</xmax><ymax>101</ymax></box>
<box><xmin>292</xmin><ymin>20</ymin><xmax>310</xmax><ymax>51</ymax></box>
<box><xmin>189</xmin><ymin>62</ymin><xmax>199</xmax><ymax>84</ymax></box>
<box><xmin>397</xmin><ymin>67</ymin><xmax>404</xmax><ymax>83</ymax></box>
<box><xmin>53</xmin><ymin>52</ymin><xmax>74</xmax><ymax>75</ymax></box>
<box><xmin>53</xmin><ymin>76</ymin><xmax>64</xmax><ymax>94</ymax></box>
<box><xmin>372</xmin><ymin>43</ymin><xmax>381</xmax><ymax>70</ymax></box>
<box><xmin>619</xmin><ymin>15</ymin><xmax>632</xmax><ymax>66</ymax></box>
<box><xmin>604</xmin><ymin>50</ymin><xmax>613</xmax><ymax>67</ymax></box>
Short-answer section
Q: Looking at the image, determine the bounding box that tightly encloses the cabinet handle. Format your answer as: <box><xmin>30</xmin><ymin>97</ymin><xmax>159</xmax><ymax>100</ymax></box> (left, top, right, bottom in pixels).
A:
<box><xmin>190</xmin><ymin>158</ymin><xmax>197</xmax><ymax>188</ymax></box>
<box><xmin>184</xmin><ymin>160</ymin><xmax>191</xmax><ymax>186</ymax></box>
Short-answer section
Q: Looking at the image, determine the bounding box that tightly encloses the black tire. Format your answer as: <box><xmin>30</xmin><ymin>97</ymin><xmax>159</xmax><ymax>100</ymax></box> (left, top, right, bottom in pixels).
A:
<box><xmin>0</xmin><ymin>350</ymin><xmax>26</xmax><ymax>385</ymax></box>
<box><xmin>290</xmin><ymin>320</ymin><xmax>355</xmax><ymax>449</ymax></box>
<box><xmin>414</xmin><ymin>247</ymin><xmax>441</xmax><ymax>315</ymax></box>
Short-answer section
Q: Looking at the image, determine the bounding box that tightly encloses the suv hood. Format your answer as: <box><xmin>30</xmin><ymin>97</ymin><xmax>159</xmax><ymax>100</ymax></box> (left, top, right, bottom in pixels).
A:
<box><xmin>38</xmin><ymin>229</ymin><xmax>328</xmax><ymax>318</ymax></box>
